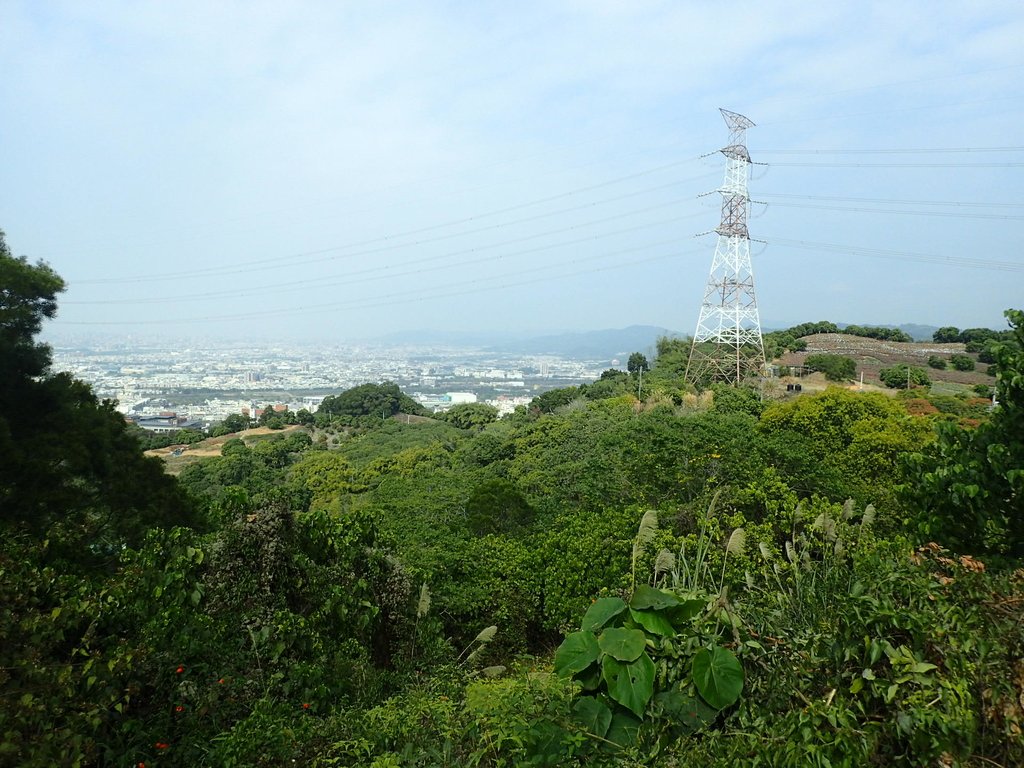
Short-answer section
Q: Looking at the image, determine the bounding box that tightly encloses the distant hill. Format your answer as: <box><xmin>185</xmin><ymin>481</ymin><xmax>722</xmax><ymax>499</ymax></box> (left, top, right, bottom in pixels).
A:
<box><xmin>366</xmin><ymin>329</ymin><xmax>533</xmax><ymax>346</ymax></box>
<box><xmin>835</xmin><ymin>322</ymin><xmax>940</xmax><ymax>342</ymax></box>
<box><xmin>369</xmin><ymin>325</ymin><xmax>684</xmax><ymax>361</ymax></box>
<box><xmin>487</xmin><ymin>325</ymin><xmax>681</xmax><ymax>361</ymax></box>
<box><xmin>370</xmin><ymin>322</ymin><xmax>944</xmax><ymax>357</ymax></box>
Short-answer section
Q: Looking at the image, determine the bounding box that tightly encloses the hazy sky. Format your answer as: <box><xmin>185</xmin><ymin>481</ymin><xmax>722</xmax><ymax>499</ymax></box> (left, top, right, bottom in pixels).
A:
<box><xmin>2</xmin><ymin>1</ymin><xmax>1022</xmax><ymax>342</ymax></box>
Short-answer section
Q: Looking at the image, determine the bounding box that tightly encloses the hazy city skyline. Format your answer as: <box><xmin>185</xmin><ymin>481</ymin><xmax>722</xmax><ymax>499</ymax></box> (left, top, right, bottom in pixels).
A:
<box><xmin>3</xmin><ymin>2</ymin><xmax>1022</xmax><ymax>342</ymax></box>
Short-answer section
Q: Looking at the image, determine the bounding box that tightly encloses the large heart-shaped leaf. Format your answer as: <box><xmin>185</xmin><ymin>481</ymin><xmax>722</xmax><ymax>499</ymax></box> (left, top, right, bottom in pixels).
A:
<box><xmin>599</xmin><ymin>627</ymin><xmax>647</xmax><ymax>662</ymax></box>
<box><xmin>652</xmin><ymin>691</ymin><xmax>718</xmax><ymax>732</ymax></box>
<box><xmin>581</xmin><ymin>597</ymin><xmax>627</xmax><ymax>631</ymax></box>
<box><xmin>629</xmin><ymin>607</ymin><xmax>676</xmax><ymax>637</ymax></box>
<box><xmin>605</xmin><ymin>710</ymin><xmax>642</xmax><ymax>748</ymax></box>
<box><xmin>691</xmin><ymin>646</ymin><xmax>744</xmax><ymax>710</ymax></box>
<box><xmin>667</xmin><ymin>597</ymin><xmax>708</xmax><ymax>624</ymax></box>
<box><xmin>630</xmin><ymin>584</ymin><xmax>683</xmax><ymax>610</ymax></box>
<box><xmin>576</xmin><ymin>663</ymin><xmax>602</xmax><ymax>691</ymax></box>
<box><xmin>554</xmin><ymin>631</ymin><xmax>599</xmax><ymax>676</ymax></box>
<box><xmin>602</xmin><ymin>653</ymin><xmax>655</xmax><ymax>717</ymax></box>
<box><xmin>572</xmin><ymin>696</ymin><xmax>612</xmax><ymax>738</ymax></box>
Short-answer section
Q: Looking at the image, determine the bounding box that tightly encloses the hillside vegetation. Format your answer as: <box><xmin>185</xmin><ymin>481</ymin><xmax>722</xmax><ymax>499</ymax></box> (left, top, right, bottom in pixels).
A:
<box><xmin>2</xmin><ymin>230</ymin><xmax>1023</xmax><ymax>767</ymax></box>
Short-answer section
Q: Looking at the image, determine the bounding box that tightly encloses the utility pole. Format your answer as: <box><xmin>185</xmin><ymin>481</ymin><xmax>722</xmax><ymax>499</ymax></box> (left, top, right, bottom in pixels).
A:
<box><xmin>686</xmin><ymin>109</ymin><xmax>767</xmax><ymax>388</ymax></box>
<box><xmin>637</xmin><ymin>366</ymin><xmax>643</xmax><ymax>400</ymax></box>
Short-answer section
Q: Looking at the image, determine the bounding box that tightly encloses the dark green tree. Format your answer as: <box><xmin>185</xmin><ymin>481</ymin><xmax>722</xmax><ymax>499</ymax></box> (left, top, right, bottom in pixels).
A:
<box><xmin>465</xmin><ymin>478</ymin><xmax>535</xmax><ymax>536</ymax></box>
<box><xmin>710</xmin><ymin>383</ymin><xmax>764</xmax><ymax>416</ymax></box>
<box><xmin>927</xmin><ymin>355</ymin><xmax>947</xmax><ymax>370</ymax></box>
<box><xmin>318</xmin><ymin>382</ymin><xmax>425</xmax><ymax>423</ymax></box>
<box><xmin>442</xmin><ymin>402</ymin><xmax>499</xmax><ymax>430</ymax></box>
<box><xmin>0</xmin><ymin>231</ymin><xmax>193</xmax><ymax>553</ymax></box>
<box><xmin>878</xmin><ymin>365</ymin><xmax>930</xmax><ymax>389</ymax></box>
<box><xmin>0</xmin><ymin>229</ymin><xmax>64</xmax><ymax>381</ymax></box>
<box><xmin>627</xmin><ymin>352</ymin><xmax>650</xmax><ymax>374</ymax></box>
<box><xmin>804</xmin><ymin>353</ymin><xmax>856</xmax><ymax>382</ymax></box>
<box><xmin>908</xmin><ymin>309</ymin><xmax>1024</xmax><ymax>555</ymax></box>
<box><xmin>211</xmin><ymin>412</ymin><xmax>251</xmax><ymax>436</ymax></box>
<box><xmin>933</xmin><ymin>326</ymin><xmax>960</xmax><ymax>343</ymax></box>
<box><xmin>949</xmin><ymin>353</ymin><xmax>975</xmax><ymax>372</ymax></box>
<box><xmin>529</xmin><ymin>386</ymin><xmax>580</xmax><ymax>416</ymax></box>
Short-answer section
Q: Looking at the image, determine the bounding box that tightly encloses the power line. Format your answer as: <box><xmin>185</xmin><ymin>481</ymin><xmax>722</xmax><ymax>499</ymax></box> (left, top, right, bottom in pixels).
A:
<box><xmin>759</xmin><ymin>146</ymin><xmax>1024</xmax><ymax>155</ymax></box>
<box><xmin>764</xmin><ymin>161</ymin><xmax>1024</xmax><ymax>168</ymax></box>
<box><xmin>64</xmin><ymin>209</ymin><xmax>702</xmax><ymax>305</ymax></box>
<box><xmin>57</xmin><ymin>244</ymin><xmax>706</xmax><ymax>325</ymax></box>
<box><xmin>762</xmin><ymin>201</ymin><xmax>1024</xmax><ymax>221</ymax></box>
<box><xmin>70</xmin><ymin>158</ymin><xmax>712</xmax><ymax>285</ymax></box>
<box><xmin>764</xmin><ymin>237</ymin><xmax>1024</xmax><ymax>272</ymax></box>
<box><xmin>759</xmin><ymin>192</ymin><xmax>1024</xmax><ymax>209</ymax></box>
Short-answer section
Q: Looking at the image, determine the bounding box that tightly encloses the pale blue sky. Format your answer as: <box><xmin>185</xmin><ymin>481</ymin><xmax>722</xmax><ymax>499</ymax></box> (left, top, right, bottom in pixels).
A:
<box><xmin>2</xmin><ymin>1</ymin><xmax>1022</xmax><ymax>341</ymax></box>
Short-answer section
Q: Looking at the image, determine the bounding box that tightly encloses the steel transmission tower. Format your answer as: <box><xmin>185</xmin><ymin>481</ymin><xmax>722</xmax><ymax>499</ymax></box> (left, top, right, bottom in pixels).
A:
<box><xmin>685</xmin><ymin>109</ymin><xmax>766</xmax><ymax>387</ymax></box>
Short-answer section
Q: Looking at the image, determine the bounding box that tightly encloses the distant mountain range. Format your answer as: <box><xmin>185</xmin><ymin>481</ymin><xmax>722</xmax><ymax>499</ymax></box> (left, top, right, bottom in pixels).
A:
<box><xmin>371</xmin><ymin>321</ymin><xmax>942</xmax><ymax>360</ymax></box>
<box><xmin>487</xmin><ymin>325</ymin><xmax>678</xmax><ymax>360</ymax></box>
<box><xmin>371</xmin><ymin>325</ymin><xmax>680</xmax><ymax>361</ymax></box>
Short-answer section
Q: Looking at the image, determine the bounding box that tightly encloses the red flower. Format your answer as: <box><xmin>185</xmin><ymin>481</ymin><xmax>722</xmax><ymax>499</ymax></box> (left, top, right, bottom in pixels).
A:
<box><xmin>138</xmin><ymin>763</ymin><xmax>146</xmax><ymax>768</ymax></box>
<box><xmin>155</xmin><ymin>742</ymin><xmax>169</xmax><ymax>749</ymax></box>
<box><xmin>218</xmin><ymin>677</ymin><xmax>225</xmax><ymax>684</ymax></box>
<box><xmin>302</xmin><ymin>702</ymin><xmax>310</xmax><ymax>710</ymax></box>
<box><xmin>175</xmin><ymin>705</ymin><xmax>184</xmax><ymax>713</ymax></box>
<box><xmin>175</xmin><ymin>666</ymin><xmax>184</xmax><ymax>674</ymax></box>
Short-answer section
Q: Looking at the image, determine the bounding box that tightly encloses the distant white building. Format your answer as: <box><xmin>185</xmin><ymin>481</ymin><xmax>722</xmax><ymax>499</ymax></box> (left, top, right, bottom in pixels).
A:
<box><xmin>135</xmin><ymin>413</ymin><xmax>202</xmax><ymax>434</ymax></box>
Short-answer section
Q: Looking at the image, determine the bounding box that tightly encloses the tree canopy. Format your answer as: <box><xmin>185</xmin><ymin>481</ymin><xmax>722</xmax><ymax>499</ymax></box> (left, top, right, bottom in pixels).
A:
<box><xmin>1</xmin><ymin>228</ymin><xmax>1022</xmax><ymax>767</ymax></box>
<box><xmin>0</xmin><ymin>231</ymin><xmax>194</xmax><ymax>549</ymax></box>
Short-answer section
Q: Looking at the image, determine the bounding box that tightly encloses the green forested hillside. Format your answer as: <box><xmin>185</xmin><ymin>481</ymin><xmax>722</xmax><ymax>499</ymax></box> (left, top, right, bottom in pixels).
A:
<box><xmin>2</xmin><ymin>232</ymin><xmax>1023</xmax><ymax>766</ymax></box>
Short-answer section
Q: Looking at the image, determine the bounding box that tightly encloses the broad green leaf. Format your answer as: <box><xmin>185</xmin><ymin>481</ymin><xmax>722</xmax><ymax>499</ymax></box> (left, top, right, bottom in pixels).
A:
<box><xmin>554</xmin><ymin>631</ymin><xmax>600</xmax><ymax>676</ymax></box>
<box><xmin>691</xmin><ymin>646</ymin><xmax>744</xmax><ymax>710</ymax></box>
<box><xmin>576</xmin><ymin>663</ymin><xmax>602</xmax><ymax>691</ymax></box>
<box><xmin>602</xmin><ymin>653</ymin><xmax>655</xmax><ymax>717</ymax></box>
<box><xmin>572</xmin><ymin>696</ymin><xmax>612</xmax><ymax>738</ymax></box>
<box><xmin>629</xmin><ymin>608</ymin><xmax>676</xmax><ymax>637</ymax></box>
<box><xmin>629</xmin><ymin>584</ymin><xmax>683</xmax><ymax>610</ymax></box>
<box><xmin>666</xmin><ymin>597</ymin><xmax>709</xmax><ymax>624</ymax></box>
<box><xmin>581</xmin><ymin>597</ymin><xmax>627</xmax><ymax>631</ymax></box>
<box><xmin>605</xmin><ymin>709</ymin><xmax>642</xmax><ymax>748</ymax></box>
<box><xmin>599</xmin><ymin>627</ymin><xmax>647</xmax><ymax>661</ymax></box>
<box><xmin>531</xmin><ymin>721</ymin><xmax>570</xmax><ymax>762</ymax></box>
<box><xmin>652</xmin><ymin>691</ymin><xmax>718</xmax><ymax>732</ymax></box>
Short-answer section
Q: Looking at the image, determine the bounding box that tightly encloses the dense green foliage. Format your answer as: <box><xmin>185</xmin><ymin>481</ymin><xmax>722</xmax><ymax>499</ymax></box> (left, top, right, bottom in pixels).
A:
<box><xmin>879</xmin><ymin>364</ymin><xmax>931</xmax><ymax>389</ymax></box>
<box><xmin>317</xmin><ymin>382</ymin><xmax>426</xmax><ymax>427</ymax></box>
<box><xmin>2</xmin><ymin>235</ymin><xmax>1022</xmax><ymax>766</ymax></box>
<box><xmin>763</xmin><ymin>321</ymin><xmax>911</xmax><ymax>360</ymax></box>
<box><xmin>907</xmin><ymin>309</ymin><xmax>1024</xmax><ymax>556</ymax></box>
<box><xmin>0</xmin><ymin>231</ymin><xmax>195</xmax><ymax>551</ymax></box>
<box><xmin>950</xmin><ymin>352</ymin><xmax>976</xmax><ymax>372</ymax></box>
<box><xmin>803</xmin><ymin>353</ymin><xmax>856</xmax><ymax>381</ymax></box>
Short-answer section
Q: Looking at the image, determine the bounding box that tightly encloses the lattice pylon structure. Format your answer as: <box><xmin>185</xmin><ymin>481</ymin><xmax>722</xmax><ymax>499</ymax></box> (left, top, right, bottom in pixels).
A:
<box><xmin>685</xmin><ymin>109</ymin><xmax>767</xmax><ymax>387</ymax></box>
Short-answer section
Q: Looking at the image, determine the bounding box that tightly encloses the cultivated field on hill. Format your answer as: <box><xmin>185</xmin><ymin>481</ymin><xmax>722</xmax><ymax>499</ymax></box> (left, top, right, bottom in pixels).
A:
<box><xmin>776</xmin><ymin>333</ymin><xmax>992</xmax><ymax>389</ymax></box>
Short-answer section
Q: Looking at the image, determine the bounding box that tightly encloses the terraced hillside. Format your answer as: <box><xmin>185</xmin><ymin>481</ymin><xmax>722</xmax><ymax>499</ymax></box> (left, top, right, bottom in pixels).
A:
<box><xmin>776</xmin><ymin>333</ymin><xmax>993</xmax><ymax>389</ymax></box>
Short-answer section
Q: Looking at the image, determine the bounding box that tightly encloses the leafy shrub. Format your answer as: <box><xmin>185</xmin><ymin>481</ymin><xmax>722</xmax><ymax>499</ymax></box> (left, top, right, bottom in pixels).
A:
<box><xmin>878</xmin><ymin>365</ymin><xmax>930</xmax><ymax>389</ymax></box>
<box><xmin>950</xmin><ymin>353</ymin><xmax>976</xmax><ymax>371</ymax></box>
<box><xmin>465</xmin><ymin>478</ymin><xmax>534</xmax><ymax>535</ymax></box>
<box><xmin>804</xmin><ymin>353</ymin><xmax>856</xmax><ymax>381</ymax></box>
